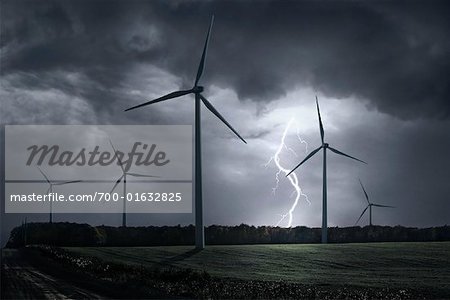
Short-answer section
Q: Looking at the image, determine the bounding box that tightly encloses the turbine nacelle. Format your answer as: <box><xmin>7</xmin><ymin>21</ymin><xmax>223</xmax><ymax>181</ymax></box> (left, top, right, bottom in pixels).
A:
<box><xmin>192</xmin><ymin>86</ymin><xmax>204</xmax><ymax>93</ymax></box>
<box><xmin>323</xmin><ymin>143</ymin><xmax>329</xmax><ymax>148</ymax></box>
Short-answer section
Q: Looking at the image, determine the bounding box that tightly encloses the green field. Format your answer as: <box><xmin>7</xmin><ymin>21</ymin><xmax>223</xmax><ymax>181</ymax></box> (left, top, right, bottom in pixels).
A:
<box><xmin>65</xmin><ymin>242</ymin><xmax>450</xmax><ymax>294</ymax></box>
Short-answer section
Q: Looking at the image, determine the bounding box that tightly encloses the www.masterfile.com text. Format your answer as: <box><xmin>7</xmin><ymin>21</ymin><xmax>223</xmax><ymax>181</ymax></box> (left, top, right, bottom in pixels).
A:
<box><xmin>9</xmin><ymin>192</ymin><xmax>184</xmax><ymax>203</ymax></box>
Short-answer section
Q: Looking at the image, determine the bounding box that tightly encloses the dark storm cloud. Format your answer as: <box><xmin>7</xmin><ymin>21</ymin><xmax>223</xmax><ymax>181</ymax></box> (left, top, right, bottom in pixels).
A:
<box><xmin>1</xmin><ymin>0</ymin><xmax>450</xmax><ymax>246</ymax></box>
<box><xmin>323</xmin><ymin>114</ymin><xmax>450</xmax><ymax>227</ymax></box>
<box><xmin>2</xmin><ymin>0</ymin><xmax>450</xmax><ymax>119</ymax></box>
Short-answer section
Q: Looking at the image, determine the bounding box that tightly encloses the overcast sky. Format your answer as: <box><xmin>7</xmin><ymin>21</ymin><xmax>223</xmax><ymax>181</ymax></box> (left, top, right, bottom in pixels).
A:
<box><xmin>1</xmin><ymin>0</ymin><xmax>450</xmax><ymax>244</ymax></box>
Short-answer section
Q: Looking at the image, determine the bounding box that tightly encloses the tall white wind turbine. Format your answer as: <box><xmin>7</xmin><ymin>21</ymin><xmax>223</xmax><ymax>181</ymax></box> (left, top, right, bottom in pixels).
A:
<box><xmin>109</xmin><ymin>140</ymin><xmax>159</xmax><ymax>227</ymax></box>
<box><xmin>287</xmin><ymin>97</ymin><xmax>366</xmax><ymax>243</ymax></box>
<box><xmin>355</xmin><ymin>179</ymin><xmax>395</xmax><ymax>226</ymax></box>
<box><xmin>37</xmin><ymin>167</ymin><xmax>81</xmax><ymax>223</ymax></box>
<box><xmin>124</xmin><ymin>16</ymin><xmax>247</xmax><ymax>249</ymax></box>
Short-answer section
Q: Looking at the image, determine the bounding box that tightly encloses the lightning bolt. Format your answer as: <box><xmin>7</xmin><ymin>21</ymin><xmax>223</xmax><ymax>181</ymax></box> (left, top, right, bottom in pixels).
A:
<box><xmin>264</xmin><ymin>118</ymin><xmax>310</xmax><ymax>227</ymax></box>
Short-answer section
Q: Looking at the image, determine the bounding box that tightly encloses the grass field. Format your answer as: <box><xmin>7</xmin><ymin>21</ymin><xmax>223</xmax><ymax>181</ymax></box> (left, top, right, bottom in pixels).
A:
<box><xmin>65</xmin><ymin>242</ymin><xmax>450</xmax><ymax>294</ymax></box>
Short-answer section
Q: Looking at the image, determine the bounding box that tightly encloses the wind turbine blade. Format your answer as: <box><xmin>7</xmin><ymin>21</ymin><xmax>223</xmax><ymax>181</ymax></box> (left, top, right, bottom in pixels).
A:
<box><xmin>355</xmin><ymin>206</ymin><xmax>369</xmax><ymax>225</ymax></box>
<box><xmin>126</xmin><ymin>173</ymin><xmax>159</xmax><ymax>178</ymax></box>
<box><xmin>372</xmin><ymin>204</ymin><xmax>395</xmax><ymax>208</ymax></box>
<box><xmin>109</xmin><ymin>139</ymin><xmax>125</xmax><ymax>173</ymax></box>
<box><xmin>328</xmin><ymin>146</ymin><xmax>367</xmax><ymax>164</ymax></box>
<box><xmin>358</xmin><ymin>178</ymin><xmax>370</xmax><ymax>204</ymax></box>
<box><xmin>195</xmin><ymin>15</ymin><xmax>214</xmax><ymax>86</ymax></box>
<box><xmin>53</xmin><ymin>180</ymin><xmax>82</xmax><ymax>185</ymax></box>
<box><xmin>37</xmin><ymin>167</ymin><xmax>50</xmax><ymax>184</ymax></box>
<box><xmin>110</xmin><ymin>175</ymin><xmax>124</xmax><ymax>194</ymax></box>
<box><xmin>316</xmin><ymin>96</ymin><xmax>325</xmax><ymax>144</ymax></box>
<box><xmin>125</xmin><ymin>89</ymin><xmax>193</xmax><ymax>112</ymax></box>
<box><xmin>46</xmin><ymin>186</ymin><xmax>51</xmax><ymax>194</ymax></box>
<box><xmin>200</xmin><ymin>94</ymin><xmax>247</xmax><ymax>144</ymax></box>
<box><xmin>286</xmin><ymin>146</ymin><xmax>322</xmax><ymax>176</ymax></box>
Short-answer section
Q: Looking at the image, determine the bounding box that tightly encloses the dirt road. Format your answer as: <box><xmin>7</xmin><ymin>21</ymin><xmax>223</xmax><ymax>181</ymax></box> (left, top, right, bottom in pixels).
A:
<box><xmin>1</xmin><ymin>249</ymin><xmax>105</xmax><ymax>299</ymax></box>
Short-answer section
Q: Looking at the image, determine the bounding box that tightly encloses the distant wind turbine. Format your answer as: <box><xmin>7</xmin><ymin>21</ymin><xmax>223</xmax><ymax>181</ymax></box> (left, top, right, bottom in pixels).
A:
<box><xmin>109</xmin><ymin>139</ymin><xmax>159</xmax><ymax>227</ymax></box>
<box><xmin>355</xmin><ymin>179</ymin><xmax>395</xmax><ymax>226</ymax></box>
<box><xmin>37</xmin><ymin>167</ymin><xmax>81</xmax><ymax>223</ymax></box>
<box><xmin>124</xmin><ymin>16</ymin><xmax>247</xmax><ymax>249</ymax></box>
<box><xmin>287</xmin><ymin>96</ymin><xmax>366</xmax><ymax>243</ymax></box>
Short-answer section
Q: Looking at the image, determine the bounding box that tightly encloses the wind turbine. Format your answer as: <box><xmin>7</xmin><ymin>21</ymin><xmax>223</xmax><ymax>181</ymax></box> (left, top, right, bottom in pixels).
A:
<box><xmin>355</xmin><ymin>179</ymin><xmax>395</xmax><ymax>226</ymax></box>
<box><xmin>109</xmin><ymin>139</ymin><xmax>159</xmax><ymax>227</ymax></box>
<box><xmin>125</xmin><ymin>16</ymin><xmax>247</xmax><ymax>249</ymax></box>
<box><xmin>37</xmin><ymin>167</ymin><xmax>81</xmax><ymax>223</ymax></box>
<box><xmin>287</xmin><ymin>96</ymin><xmax>366</xmax><ymax>243</ymax></box>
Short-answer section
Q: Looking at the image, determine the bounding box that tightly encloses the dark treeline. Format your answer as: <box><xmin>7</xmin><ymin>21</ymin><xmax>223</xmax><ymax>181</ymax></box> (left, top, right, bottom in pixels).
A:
<box><xmin>6</xmin><ymin>222</ymin><xmax>450</xmax><ymax>248</ymax></box>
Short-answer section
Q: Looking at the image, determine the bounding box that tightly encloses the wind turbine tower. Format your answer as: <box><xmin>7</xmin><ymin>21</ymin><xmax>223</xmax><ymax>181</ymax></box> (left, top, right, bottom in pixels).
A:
<box><xmin>287</xmin><ymin>97</ymin><xmax>366</xmax><ymax>243</ymax></box>
<box><xmin>109</xmin><ymin>139</ymin><xmax>159</xmax><ymax>227</ymax></box>
<box><xmin>356</xmin><ymin>179</ymin><xmax>395</xmax><ymax>226</ymax></box>
<box><xmin>37</xmin><ymin>167</ymin><xmax>81</xmax><ymax>223</ymax></box>
<box><xmin>125</xmin><ymin>16</ymin><xmax>247</xmax><ymax>249</ymax></box>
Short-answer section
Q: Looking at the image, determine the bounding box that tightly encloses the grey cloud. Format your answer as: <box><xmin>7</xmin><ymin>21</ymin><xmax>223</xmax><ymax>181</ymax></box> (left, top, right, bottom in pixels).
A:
<box><xmin>2</xmin><ymin>0</ymin><xmax>450</xmax><ymax>120</ymax></box>
<box><xmin>1</xmin><ymin>1</ymin><xmax>450</xmax><ymax>246</ymax></box>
